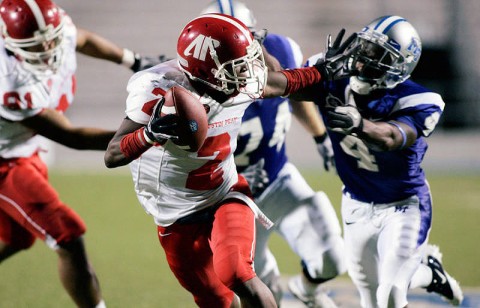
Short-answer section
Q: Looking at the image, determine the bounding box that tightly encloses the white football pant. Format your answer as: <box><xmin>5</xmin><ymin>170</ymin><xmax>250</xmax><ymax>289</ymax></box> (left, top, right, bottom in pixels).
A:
<box><xmin>254</xmin><ymin>162</ymin><xmax>346</xmax><ymax>283</ymax></box>
<box><xmin>342</xmin><ymin>192</ymin><xmax>427</xmax><ymax>308</ymax></box>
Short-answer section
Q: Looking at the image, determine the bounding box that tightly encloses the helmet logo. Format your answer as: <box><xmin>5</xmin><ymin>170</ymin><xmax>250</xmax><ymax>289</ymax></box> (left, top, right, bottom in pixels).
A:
<box><xmin>407</xmin><ymin>38</ymin><xmax>421</xmax><ymax>62</ymax></box>
<box><xmin>184</xmin><ymin>34</ymin><xmax>220</xmax><ymax>61</ymax></box>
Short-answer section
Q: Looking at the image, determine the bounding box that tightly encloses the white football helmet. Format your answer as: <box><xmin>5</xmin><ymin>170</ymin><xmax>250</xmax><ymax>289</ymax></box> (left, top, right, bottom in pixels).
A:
<box><xmin>345</xmin><ymin>15</ymin><xmax>422</xmax><ymax>94</ymax></box>
<box><xmin>0</xmin><ymin>0</ymin><xmax>65</xmax><ymax>72</ymax></box>
<box><xmin>200</xmin><ymin>0</ymin><xmax>257</xmax><ymax>30</ymax></box>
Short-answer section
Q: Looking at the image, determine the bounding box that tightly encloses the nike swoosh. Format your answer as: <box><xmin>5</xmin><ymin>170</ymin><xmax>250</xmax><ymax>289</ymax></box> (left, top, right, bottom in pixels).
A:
<box><xmin>345</xmin><ymin>221</ymin><xmax>356</xmax><ymax>225</ymax></box>
<box><xmin>158</xmin><ymin>232</ymin><xmax>172</xmax><ymax>237</ymax></box>
<box><xmin>434</xmin><ymin>268</ymin><xmax>447</xmax><ymax>284</ymax></box>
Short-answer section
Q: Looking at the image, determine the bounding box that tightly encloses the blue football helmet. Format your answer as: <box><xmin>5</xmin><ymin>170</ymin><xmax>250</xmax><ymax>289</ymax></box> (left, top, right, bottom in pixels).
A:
<box><xmin>200</xmin><ymin>0</ymin><xmax>257</xmax><ymax>30</ymax></box>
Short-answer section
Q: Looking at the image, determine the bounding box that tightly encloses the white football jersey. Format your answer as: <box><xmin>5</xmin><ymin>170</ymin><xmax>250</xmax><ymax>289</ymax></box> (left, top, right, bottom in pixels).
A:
<box><xmin>126</xmin><ymin>60</ymin><xmax>253</xmax><ymax>226</ymax></box>
<box><xmin>0</xmin><ymin>11</ymin><xmax>77</xmax><ymax>158</ymax></box>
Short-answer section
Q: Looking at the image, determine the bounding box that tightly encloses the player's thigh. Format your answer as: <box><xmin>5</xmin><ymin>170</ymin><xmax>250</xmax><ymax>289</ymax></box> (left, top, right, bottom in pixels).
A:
<box><xmin>157</xmin><ymin>223</ymin><xmax>233</xmax><ymax>304</ymax></box>
<box><xmin>0</xmin><ymin>156</ymin><xmax>85</xmax><ymax>248</ymax></box>
<box><xmin>377</xmin><ymin>198</ymin><xmax>423</xmax><ymax>290</ymax></box>
<box><xmin>341</xmin><ymin>196</ymin><xmax>379</xmax><ymax>286</ymax></box>
<box><xmin>0</xmin><ymin>208</ymin><xmax>35</xmax><ymax>250</ymax></box>
<box><xmin>211</xmin><ymin>201</ymin><xmax>257</xmax><ymax>287</ymax></box>
<box><xmin>257</xmin><ymin>162</ymin><xmax>315</xmax><ymax>223</ymax></box>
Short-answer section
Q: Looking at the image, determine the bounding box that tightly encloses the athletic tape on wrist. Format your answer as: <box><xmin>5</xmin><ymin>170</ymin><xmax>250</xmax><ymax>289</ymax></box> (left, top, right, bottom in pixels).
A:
<box><xmin>121</xmin><ymin>48</ymin><xmax>136</xmax><ymax>68</ymax></box>
<box><xmin>281</xmin><ymin>67</ymin><xmax>323</xmax><ymax>96</ymax></box>
<box><xmin>120</xmin><ymin>127</ymin><xmax>153</xmax><ymax>160</ymax></box>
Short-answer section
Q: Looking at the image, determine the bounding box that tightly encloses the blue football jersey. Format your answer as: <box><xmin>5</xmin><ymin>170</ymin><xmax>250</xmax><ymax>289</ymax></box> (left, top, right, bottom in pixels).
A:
<box><xmin>234</xmin><ymin>33</ymin><xmax>302</xmax><ymax>183</ymax></box>
<box><xmin>316</xmin><ymin>79</ymin><xmax>444</xmax><ymax>204</ymax></box>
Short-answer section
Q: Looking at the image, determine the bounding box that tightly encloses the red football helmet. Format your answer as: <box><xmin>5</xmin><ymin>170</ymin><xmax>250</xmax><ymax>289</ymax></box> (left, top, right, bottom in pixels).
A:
<box><xmin>177</xmin><ymin>13</ymin><xmax>267</xmax><ymax>98</ymax></box>
<box><xmin>0</xmin><ymin>0</ymin><xmax>65</xmax><ymax>72</ymax></box>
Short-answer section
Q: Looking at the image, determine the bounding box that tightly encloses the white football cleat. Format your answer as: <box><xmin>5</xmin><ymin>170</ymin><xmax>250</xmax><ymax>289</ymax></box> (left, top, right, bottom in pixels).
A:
<box><xmin>287</xmin><ymin>274</ymin><xmax>338</xmax><ymax>308</ymax></box>
<box><xmin>424</xmin><ymin>244</ymin><xmax>464</xmax><ymax>306</ymax></box>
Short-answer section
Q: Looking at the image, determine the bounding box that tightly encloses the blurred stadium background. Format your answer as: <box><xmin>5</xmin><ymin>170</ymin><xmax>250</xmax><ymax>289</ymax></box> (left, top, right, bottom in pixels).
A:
<box><xmin>9</xmin><ymin>0</ymin><xmax>477</xmax><ymax>307</ymax></box>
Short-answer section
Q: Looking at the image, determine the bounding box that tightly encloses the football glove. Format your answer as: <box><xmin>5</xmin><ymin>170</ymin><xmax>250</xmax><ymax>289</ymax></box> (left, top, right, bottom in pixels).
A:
<box><xmin>144</xmin><ymin>98</ymin><xmax>180</xmax><ymax>143</ymax></box>
<box><xmin>314</xmin><ymin>134</ymin><xmax>335</xmax><ymax>172</ymax></box>
<box><xmin>241</xmin><ymin>158</ymin><xmax>269</xmax><ymax>198</ymax></box>
<box><xmin>325</xmin><ymin>92</ymin><xmax>364</xmax><ymax>135</ymax></box>
<box><xmin>131</xmin><ymin>54</ymin><xmax>169</xmax><ymax>72</ymax></box>
<box><xmin>252</xmin><ymin>29</ymin><xmax>268</xmax><ymax>45</ymax></box>
<box><xmin>313</xmin><ymin>29</ymin><xmax>357</xmax><ymax>81</ymax></box>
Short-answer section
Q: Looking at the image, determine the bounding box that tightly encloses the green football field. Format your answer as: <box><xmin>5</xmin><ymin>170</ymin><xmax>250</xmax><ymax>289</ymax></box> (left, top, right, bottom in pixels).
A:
<box><xmin>0</xmin><ymin>169</ymin><xmax>478</xmax><ymax>307</ymax></box>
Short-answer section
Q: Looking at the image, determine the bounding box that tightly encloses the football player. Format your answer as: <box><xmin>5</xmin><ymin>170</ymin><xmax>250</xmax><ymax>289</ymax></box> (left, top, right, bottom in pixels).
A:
<box><xmin>104</xmin><ymin>13</ymin><xmax>352</xmax><ymax>308</ymax></box>
<box><xmin>201</xmin><ymin>1</ymin><xmax>345</xmax><ymax>307</ymax></box>
<box><xmin>296</xmin><ymin>15</ymin><xmax>464</xmax><ymax>307</ymax></box>
<box><xmin>0</xmin><ymin>0</ymin><xmax>162</xmax><ymax>307</ymax></box>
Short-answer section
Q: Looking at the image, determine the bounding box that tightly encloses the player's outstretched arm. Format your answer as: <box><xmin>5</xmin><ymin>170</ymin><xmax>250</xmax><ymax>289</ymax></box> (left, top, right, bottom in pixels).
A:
<box><xmin>76</xmin><ymin>28</ymin><xmax>167</xmax><ymax>72</ymax></box>
<box><xmin>21</xmin><ymin>108</ymin><xmax>115</xmax><ymax>150</ymax></box>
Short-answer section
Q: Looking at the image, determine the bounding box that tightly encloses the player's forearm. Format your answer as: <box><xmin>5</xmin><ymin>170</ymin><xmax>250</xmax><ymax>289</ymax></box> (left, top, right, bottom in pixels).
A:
<box><xmin>55</xmin><ymin>128</ymin><xmax>115</xmax><ymax>150</ymax></box>
<box><xmin>76</xmin><ymin>28</ymin><xmax>124</xmax><ymax>64</ymax></box>
<box><xmin>291</xmin><ymin>100</ymin><xmax>327</xmax><ymax>137</ymax></box>
<box><xmin>358</xmin><ymin>120</ymin><xmax>411</xmax><ymax>151</ymax></box>
<box><xmin>105</xmin><ymin>125</ymin><xmax>154</xmax><ymax>168</ymax></box>
<box><xmin>104</xmin><ymin>135</ymin><xmax>133</xmax><ymax>168</ymax></box>
<box><xmin>263</xmin><ymin>67</ymin><xmax>323</xmax><ymax>99</ymax></box>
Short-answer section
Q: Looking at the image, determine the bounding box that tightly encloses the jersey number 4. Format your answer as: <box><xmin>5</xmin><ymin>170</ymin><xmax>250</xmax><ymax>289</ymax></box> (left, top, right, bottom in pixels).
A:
<box><xmin>340</xmin><ymin>135</ymin><xmax>379</xmax><ymax>172</ymax></box>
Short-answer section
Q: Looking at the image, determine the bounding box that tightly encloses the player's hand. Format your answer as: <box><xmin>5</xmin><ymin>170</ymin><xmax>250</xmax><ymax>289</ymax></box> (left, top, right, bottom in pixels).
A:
<box><xmin>144</xmin><ymin>98</ymin><xmax>180</xmax><ymax>143</ymax></box>
<box><xmin>252</xmin><ymin>29</ymin><xmax>268</xmax><ymax>45</ymax></box>
<box><xmin>326</xmin><ymin>104</ymin><xmax>363</xmax><ymax>135</ymax></box>
<box><xmin>313</xmin><ymin>29</ymin><xmax>357</xmax><ymax>81</ymax></box>
<box><xmin>131</xmin><ymin>54</ymin><xmax>169</xmax><ymax>72</ymax></box>
<box><xmin>241</xmin><ymin>158</ymin><xmax>269</xmax><ymax>198</ymax></box>
<box><xmin>314</xmin><ymin>134</ymin><xmax>335</xmax><ymax>172</ymax></box>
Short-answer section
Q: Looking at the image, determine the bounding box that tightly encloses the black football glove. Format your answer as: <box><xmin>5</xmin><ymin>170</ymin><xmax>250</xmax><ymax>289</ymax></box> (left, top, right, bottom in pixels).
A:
<box><xmin>313</xmin><ymin>29</ymin><xmax>357</xmax><ymax>81</ymax></box>
<box><xmin>131</xmin><ymin>54</ymin><xmax>170</xmax><ymax>72</ymax></box>
<box><xmin>314</xmin><ymin>134</ymin><xmax>335</xmax><ymax>172</ymax></box>
<box><xmin>144</xmin><ymin>98</ymin><xmax>180</xmax><ymax>143</ymax></box>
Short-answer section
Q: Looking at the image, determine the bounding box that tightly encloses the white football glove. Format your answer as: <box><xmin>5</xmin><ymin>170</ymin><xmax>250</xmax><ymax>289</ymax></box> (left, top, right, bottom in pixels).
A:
<box><xmin>325</xmin><ymin>92</ymin><xmax>363</xmax><ymax>135</ymax></box>
<box><xmin>241</xmin><ymin>158</ymin><xmax>269</xmax><ymax>198</ymax></box>
<box><xmin>314</xmin><ymin>134</ymin><xmax>335</xmax><ymax>172</ymax></box>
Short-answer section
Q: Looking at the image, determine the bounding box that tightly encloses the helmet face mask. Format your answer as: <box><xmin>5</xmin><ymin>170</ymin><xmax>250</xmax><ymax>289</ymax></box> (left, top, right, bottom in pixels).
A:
<box><xmin>212</xmin><ymin>39</ymin><xmax>266</xmax><ymax>97</ymax></box>
<box><xmin>1</xmin><ymin>0</ymin><xmax>65</xmax><ymax>72</ymax></box>
<box><xmin>177</xmin><ymin>13</ymin><xmax>267</xmax><ymax>99</ymax></box>
<box><xmin>345</xmin><ymin>16</ymin><xmax>422</xmax><ymax>93</ymax></box>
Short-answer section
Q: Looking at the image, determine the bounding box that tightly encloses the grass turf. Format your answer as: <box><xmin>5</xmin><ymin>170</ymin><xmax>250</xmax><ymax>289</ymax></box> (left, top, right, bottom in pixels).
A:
<box><xmin>0</xmin><ymin>169</ymin><xmax>478</xmax><ymax>307</ymax></box>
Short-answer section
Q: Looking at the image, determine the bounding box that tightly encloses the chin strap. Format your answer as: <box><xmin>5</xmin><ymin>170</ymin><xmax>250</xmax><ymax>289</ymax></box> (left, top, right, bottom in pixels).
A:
<box><xmin>349</xmin><ymin>77</ymin><xmax>374</xmax><ymax>95</ymax></box>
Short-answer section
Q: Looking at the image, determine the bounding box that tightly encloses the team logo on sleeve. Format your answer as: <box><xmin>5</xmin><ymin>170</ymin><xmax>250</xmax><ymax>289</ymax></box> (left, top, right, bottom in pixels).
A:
<box><xmin>184</xmin><ymin>35</ymin><xmax>220</xmax><ymax>61</ymax></box>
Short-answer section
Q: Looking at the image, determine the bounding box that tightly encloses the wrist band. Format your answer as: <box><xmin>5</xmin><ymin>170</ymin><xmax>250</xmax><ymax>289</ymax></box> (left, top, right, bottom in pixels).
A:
<box><xmin>388</xmin><ymin>121</ymin><xmax>407</xmax><ymax>149</ymax></box>
<box><xmin>314</xmin><ymin>134</ymin><xmax>328</xmax><ymax>143</ymax></box>
<box><xmin>121</xmin><ymin>48</ymin><xmax>136</xmax><ymax>68</ymax></box>
<box><xmin>120</xmin><ymin>127</ymin><xmax>153</xmax><ymax>160</ymax></box>
<box><xmin>281</xmin><ymin>66</ymin><xmax>323</xmax><ymax>96</ymax></box>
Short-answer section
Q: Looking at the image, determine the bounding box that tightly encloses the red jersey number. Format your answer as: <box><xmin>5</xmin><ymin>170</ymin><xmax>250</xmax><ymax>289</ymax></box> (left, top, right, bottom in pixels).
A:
<box><xmin>3</xmin><ymin>92</ymin><xmax>33</xmax><ymax>110</ymax></box>
<box><xmin>186</xmin><ymin>133</ymin><xmax>231</xmax><ymax>190</ymax></box>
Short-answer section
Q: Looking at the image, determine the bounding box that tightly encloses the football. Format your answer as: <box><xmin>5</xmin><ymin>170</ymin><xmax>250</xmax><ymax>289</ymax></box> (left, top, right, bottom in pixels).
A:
<box><xmin>161</xmin><ymin>86</ymin><xmax>208</xmax><ymax>152</ymax></box>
